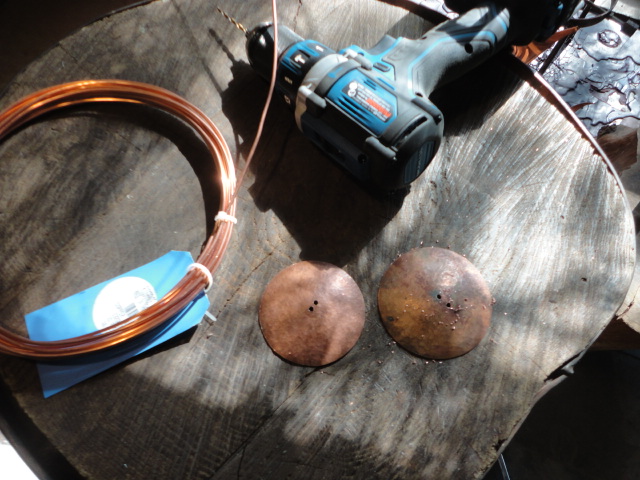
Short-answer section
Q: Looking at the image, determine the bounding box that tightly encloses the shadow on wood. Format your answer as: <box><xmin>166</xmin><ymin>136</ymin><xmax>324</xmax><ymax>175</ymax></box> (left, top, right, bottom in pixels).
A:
<box><xmin>215</xmin><ymin>21</ymin><xmax>414</xmax><ymax>267</ymax></box>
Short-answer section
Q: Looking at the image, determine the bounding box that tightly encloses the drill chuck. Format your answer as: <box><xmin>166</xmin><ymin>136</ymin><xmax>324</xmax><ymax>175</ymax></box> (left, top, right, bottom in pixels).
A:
<box><xmin>246</xmin><ymin>23</ymin><xmax>305</xmax><ymax>82</ymax></box>
<box><xmin>247</xmin><ymin>23</ymin><xmax>338</xmax><ymax>109</ymax></box>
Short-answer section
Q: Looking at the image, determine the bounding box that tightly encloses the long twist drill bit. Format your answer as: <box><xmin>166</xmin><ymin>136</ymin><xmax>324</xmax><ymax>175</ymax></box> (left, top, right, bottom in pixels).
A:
<box><xmin>217</xmin><ymin>7</ymin><xmax>248</xmax><ymax>36</ymax></box>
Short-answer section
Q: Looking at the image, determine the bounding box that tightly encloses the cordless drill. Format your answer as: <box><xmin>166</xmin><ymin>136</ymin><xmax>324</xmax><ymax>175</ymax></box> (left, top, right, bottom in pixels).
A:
<box><xmin>246</xmin><ymin>1</ymin><xmax>575</xmax><ymax>190</ymax></box>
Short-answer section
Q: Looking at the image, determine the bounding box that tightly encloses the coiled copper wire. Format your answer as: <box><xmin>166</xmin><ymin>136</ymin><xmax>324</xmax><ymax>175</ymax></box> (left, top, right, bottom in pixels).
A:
<box><xmin>0</xmin><ymin>80</ymin><xmax>237</xmax><ymax>358</ymax></box>
<box><xmin>1</xmin><ymin>0</ymin><xmax>279</xmax><ymax>359</ymax></box>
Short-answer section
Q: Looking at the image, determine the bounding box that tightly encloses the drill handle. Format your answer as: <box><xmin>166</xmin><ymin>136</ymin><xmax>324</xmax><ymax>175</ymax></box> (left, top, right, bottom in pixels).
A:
<box><xmin>385</xmin><ymin>3</ymin><xmax>510</xmax><ymax>98</ymax></box>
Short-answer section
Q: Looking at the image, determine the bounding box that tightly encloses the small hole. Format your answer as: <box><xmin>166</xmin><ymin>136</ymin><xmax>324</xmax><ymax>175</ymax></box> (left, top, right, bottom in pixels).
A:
<box><xmin>415</xmin><ymin>92</ymin><xmax>424</xmax><ymax>98</ymax></box>
<box><xmin>309</xmin><ymin>307</ymin><xmax>314</xmax><ymax>312</ymax></box>
<box><xmin>465</xmin><ymin>43</ymin><xmax>473</xmax><ymax>54</ymax></box>
<box><xmin>437</xmin><ymin>294</ymin><xmax>442</xmax><ymax>299</ymax></box>
<box><xmin>446</xmin><ymin>303</ymin><xmax>451</xmax><ymax>308</ymax></box>
<box><xmin>314</xmin><ymin>300</ymin><xmax>319</xmax><ymax>305</ymax></box>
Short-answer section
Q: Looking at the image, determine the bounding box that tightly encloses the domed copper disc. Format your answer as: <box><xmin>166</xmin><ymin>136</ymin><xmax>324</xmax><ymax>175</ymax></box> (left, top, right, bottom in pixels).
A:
<box><xmin>378</xmin><ymin>247</ymin><xmax>492</xmax><ymax>359</ymax></box>
<box><xmin>259</xmin><ymin>261</ymin><xmax>365</xmax><ymax>367</ymax></box>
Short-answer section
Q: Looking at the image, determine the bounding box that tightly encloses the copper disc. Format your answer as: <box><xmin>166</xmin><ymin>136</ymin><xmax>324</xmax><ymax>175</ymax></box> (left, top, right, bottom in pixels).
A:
<box><xmin>259</xmin><ymin>261</ymin><xmax>365</xmax><ymax>366</ymax></box>
<box><xmin>378</xmin><ymin>247</ymin><xmax>492</xmax><ymax>359</ymax></box>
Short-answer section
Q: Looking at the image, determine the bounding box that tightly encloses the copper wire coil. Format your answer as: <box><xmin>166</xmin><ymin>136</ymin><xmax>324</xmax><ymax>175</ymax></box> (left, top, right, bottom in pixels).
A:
<box><xmin>0</xmin><ymin>79</ymin><xmax>237</xmax><ymax>359</ymax></box>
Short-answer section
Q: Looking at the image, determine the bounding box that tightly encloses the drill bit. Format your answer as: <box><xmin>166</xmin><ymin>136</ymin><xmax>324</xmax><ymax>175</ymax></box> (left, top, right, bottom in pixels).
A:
<box><xmin>217</xmin><ymin>7</ymin><xmax>248</xmax><ymax>35</ymax></box>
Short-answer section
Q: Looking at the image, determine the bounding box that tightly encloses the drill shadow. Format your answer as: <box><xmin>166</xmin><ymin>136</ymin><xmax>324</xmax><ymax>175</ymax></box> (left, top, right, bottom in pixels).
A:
<box><xmin>220</xmin><ymin>58</ymin><xmax>407</xmax><ymax>267</ymax></box>
<box><xmin>430</xmin><ymin>51</ymin><xmax>519</xmax><ymax>134</ymax></box>
<box><xmin>64</xmin><ymin>103</ymin><xmax>222</xmax><ymax>236</ymax></box>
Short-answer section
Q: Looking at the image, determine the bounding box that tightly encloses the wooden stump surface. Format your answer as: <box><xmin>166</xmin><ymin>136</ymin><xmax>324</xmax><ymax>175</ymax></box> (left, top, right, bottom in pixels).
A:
<box><xmin>0</xmin><ymin>1</ymin><xmax>635</xmax><ymax>478</ymax></box>
<box><xmin>591</xmin><ymin>124</ymin><xmax>640</xmax><ymax>349</ymax></box>
<box><xmin>605</xmin><ymin>126</ymin><xmax>640</xmax><ymax>331</ymax></box>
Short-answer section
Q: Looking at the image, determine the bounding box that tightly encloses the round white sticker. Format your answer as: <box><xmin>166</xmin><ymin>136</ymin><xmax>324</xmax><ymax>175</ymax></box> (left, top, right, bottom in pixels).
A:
<box><xmin>92</xmin><ymin>276</ymin><xmax>158</xmax><ymax>330</ymax></box>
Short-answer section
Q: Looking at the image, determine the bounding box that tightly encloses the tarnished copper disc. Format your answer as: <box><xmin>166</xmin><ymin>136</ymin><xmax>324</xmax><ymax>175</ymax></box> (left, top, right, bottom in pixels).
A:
<box><xmin>378</xmin><ymin>247</ymin><xmax>492</xmax><ymax>359</ymax></box>
<box><xmin>259</xmin><ymin>261</ymin><xmax>365</xmax><ymax>366</ymax></box>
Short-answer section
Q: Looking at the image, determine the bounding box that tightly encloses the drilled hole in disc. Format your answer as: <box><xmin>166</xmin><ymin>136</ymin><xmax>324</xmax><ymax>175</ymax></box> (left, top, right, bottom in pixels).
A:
<box><xmin>259</xmin><ymin>261</ymin><xmax>365</xmax><ymax>367</ymax></box>
<box><xmin>378</xmin><ymin>247</ymin><xmax>492</xmax><ymax>359</ymax></box>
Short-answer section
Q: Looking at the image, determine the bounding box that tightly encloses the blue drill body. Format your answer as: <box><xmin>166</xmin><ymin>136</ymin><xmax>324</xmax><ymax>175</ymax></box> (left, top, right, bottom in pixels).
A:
<box><xmin>247</xmin><ymin>4</ymin><xmax>513</xmax><ymax>190</ymax></box>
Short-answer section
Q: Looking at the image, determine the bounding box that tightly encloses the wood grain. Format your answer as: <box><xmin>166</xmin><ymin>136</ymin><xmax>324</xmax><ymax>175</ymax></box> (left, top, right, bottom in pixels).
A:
<box><xmin>0</xmin><ymin>1</ymin><xmax>634</xmax><ymax>479</ymax></box>
<box><xmin>599</xmin><ymin>124</ymin><xmax>640</xmax><ymax>337</ymax></box>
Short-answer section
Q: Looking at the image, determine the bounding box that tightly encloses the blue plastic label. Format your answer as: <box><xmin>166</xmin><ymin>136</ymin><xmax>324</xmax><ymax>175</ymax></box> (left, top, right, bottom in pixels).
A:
<box><xmin>25</xmin><ymin>251</ymin><xmax>209</xmax><ymax>398</ymax></box>
<box><xmin>329</xmin><ymin>70</ymin><xmax>397</xmax><ymax>135</ymax></box>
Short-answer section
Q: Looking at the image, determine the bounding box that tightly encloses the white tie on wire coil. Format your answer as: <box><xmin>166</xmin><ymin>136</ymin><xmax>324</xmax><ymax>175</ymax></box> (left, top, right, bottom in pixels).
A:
<box><xmin>215</xmin><ymin>211</ymin><xmax>237</xmax><ymax>224</ymax></box>
<box><xmin>188</xmin><ymin>263</ymin><xmax>213</xmax><ymax>292</ymax></box>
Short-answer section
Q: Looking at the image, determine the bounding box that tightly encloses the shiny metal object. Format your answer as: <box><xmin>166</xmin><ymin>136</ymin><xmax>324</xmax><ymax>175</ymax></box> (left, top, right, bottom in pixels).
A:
<box><xmin>378</xmin><ymin>247</ymin><xmax>492</xmax><ymax>359</ymax></box>
<box><xmin>259</xmin><ymin>261</ymin><xmax>365</xmax><ymax>366</ymax></box>
<box><xmin>216</xmin><ymin>7</ymin><xmax>248</xmax><ymax>35</ymax></box>
<box><xmin>594</xmin><ymin>0</ymin><xmax>640</xmax><ymax>20</ymax></box>
<box><xmin>499</xmin><ymin>454</ymin><xmax>512</xmax><ymax>480</ymax></box>
<box><xmin>535</xmin><ymin>5</ymin><xmax>640</xmax><ymax>134</ymax></box>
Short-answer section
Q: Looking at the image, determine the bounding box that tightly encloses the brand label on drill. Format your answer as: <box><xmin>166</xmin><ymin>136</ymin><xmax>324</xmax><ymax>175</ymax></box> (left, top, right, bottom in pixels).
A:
<box><xmin>343</xmin><ymin>81</ymin><xmax>393</xmax><ymax>122</ymax></box>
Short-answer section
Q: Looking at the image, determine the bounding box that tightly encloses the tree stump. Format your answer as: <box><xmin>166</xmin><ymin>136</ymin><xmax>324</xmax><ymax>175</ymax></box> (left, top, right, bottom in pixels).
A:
<box><xmin>591</xmin><ymin>123</ymin><xmax>640</xmax><ymax>350</ymax></box>
<box><xmin>0</xmin><ymin>1</ymin><xmax>635</xmax><ymax>479</ymax></box>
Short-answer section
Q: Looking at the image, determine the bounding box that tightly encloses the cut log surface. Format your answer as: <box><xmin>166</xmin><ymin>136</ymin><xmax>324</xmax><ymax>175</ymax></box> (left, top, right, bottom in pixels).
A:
<box><xmin>601</xmin><ymin>124</ymin><xmax>640</xmax><ymax>334</ymax></box>
<box><xmin>0</xmin><ymin>1</ymin><xmax>635</xmax><ymax>479</ymax></box>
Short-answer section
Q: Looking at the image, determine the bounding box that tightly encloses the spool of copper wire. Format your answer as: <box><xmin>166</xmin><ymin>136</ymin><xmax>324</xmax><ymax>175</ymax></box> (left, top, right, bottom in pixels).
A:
<box><xmin>0</xmin><ymin>80</ymin><xmax>237</xmax><ymax>359</ymax></box>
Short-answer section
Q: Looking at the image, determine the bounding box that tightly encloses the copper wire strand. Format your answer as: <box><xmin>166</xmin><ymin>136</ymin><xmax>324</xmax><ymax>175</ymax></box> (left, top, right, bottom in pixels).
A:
<box><xmin>235</xmin><ymin>0</ymin><xmax>279</xmax><ymax>193</ymax></box>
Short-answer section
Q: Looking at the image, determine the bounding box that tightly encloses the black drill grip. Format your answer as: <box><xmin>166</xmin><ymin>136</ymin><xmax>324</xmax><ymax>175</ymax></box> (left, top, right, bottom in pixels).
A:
<box><xmin>375</xmin><ymin>4</ymin><xmax>510</xmax><ymax>98</ymax></box>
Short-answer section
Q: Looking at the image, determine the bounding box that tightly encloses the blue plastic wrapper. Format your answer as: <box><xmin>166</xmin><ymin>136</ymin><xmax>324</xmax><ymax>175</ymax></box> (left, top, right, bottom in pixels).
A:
<box><xmin>25</xmin><ymin>251</ymin><xmax>209</xmax><ymax>398</ymax></box>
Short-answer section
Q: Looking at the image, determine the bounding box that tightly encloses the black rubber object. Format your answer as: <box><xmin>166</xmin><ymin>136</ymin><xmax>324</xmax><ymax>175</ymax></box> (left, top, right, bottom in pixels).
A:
<box><xmin>444</xmin><ymin>0</ymin><xmax>581</xmax><ymax>44</ymax></box>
